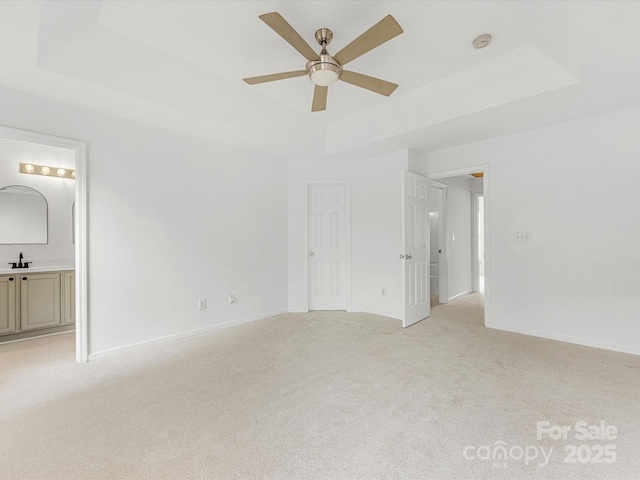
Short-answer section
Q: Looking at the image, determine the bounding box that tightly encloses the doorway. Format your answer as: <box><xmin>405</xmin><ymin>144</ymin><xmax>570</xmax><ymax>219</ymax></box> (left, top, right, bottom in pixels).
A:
<box><xmin>429</xmin><ymin>166</ymin><xmax>490</xmax><ymax>327</ymax></box>
<box><xmin>0</xmin><ymin>126</ymin><xmax>87</xmax><ymax>362</ymax></box>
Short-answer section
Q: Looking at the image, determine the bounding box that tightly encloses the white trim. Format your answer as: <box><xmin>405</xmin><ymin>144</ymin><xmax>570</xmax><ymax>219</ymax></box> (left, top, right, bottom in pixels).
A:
<box><xmin>448</xmin><ymin>289</ymin><xmax>473</xmax><ymax>303</ymax></box>
<box><xmin>0</xmin><ymin>125</ymin><xmax>88</xmax><ymax>363</ymax></box>
<box><xmin>288</xmin><ymin>308</ymin><xmax>310</xmax><ymax>313</ymax></box>
<box><xmin>472</xmin><ymin>192</ymin><xmax>484</xmax><ymax>293</ymax></box>
<box><xmin>303</xmin><ymin>180</ymin><xmax>352</xmax><ymax>312</ymax></box>
<box><xmin>490</xmin><ymin>323</ymin><xmax>640</xmax><ymax>357</ymax></box>
<box><xmin>428</xmin><ymin>164</ymin><xmax>491</xmax><ymax>328</ymax></box>
<box><xmin>88</xmin><ymin>309</ymin><xmax>289</xmax><ymax>361</ymax></box>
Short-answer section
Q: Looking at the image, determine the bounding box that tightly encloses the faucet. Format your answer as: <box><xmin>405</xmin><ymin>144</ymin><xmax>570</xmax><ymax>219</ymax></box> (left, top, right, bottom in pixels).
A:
<box><xmin>8</xmin><ymin>252</ymin><xmax>30</xmax><ymax>269</ymax></box>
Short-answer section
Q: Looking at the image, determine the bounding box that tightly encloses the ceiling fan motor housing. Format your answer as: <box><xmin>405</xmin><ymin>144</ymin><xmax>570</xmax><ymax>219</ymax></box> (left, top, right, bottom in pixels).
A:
<box><xmin>306</xmin><ymin>54</ymin><xmax>342</xmax><ymax>86</ymax></box>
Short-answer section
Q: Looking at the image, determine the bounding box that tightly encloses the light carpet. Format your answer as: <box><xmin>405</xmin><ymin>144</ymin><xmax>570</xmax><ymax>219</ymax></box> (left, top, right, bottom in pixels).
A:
<box><xmin>1</xmin><ymin>294</ymin><xmax>639</xmax><ymax>479</ymax></box>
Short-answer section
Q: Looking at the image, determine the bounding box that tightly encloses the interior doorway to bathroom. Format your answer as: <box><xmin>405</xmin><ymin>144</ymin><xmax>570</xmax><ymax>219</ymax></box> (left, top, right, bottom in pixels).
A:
<box><xmin>0</xmin><ymin>127</ymin><xmax>88</xmax><ymax>363</ymax></box>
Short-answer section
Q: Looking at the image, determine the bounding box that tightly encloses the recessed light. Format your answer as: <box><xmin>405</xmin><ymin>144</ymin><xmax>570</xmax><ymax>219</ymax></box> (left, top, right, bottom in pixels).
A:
<box><xmin>473</xmin><ymin>34</ymin><xmax>492</xmax><ymax>49</ymax></box>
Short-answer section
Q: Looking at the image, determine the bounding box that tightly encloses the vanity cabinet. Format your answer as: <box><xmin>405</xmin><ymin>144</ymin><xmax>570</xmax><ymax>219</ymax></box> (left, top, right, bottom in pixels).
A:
<box><xmin>0</xmin><ymin>275</ymin><xmax>17</xmax><ymax>334</ymax></box>
<box><xmin>62</xmin><ymin>271</ymin><xmax>75</xmax><ymax>325</ymax></box>
<box><xmin>20</xmin><ymin>272</ymin><xmax>61</xmax><ymax>331</ymax></box>
<box><xmin>0</xmin><ymin>270</ymin><xmax>74</xmax><ymax>338</ymax></box>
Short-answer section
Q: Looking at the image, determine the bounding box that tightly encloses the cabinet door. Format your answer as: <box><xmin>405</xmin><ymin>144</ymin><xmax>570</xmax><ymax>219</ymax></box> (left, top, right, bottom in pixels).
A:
<box><xmin>62</xmin><ymin>271</ymin><xmax>75</xmax><ymax>325</ymax></box>
<box><xmin>0</xmin><ymin>275</ymin><xmax>17</xmax><ymax>334</ymax></box>
<box><xmin>20</xmin><ymin>273</ymin><xmax>61</xmax><ymax>331</ymax></box>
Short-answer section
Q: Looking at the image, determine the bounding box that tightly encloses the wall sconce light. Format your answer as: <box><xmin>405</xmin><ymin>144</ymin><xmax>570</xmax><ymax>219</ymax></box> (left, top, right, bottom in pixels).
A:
<box><xmin>19</xmin><ymin>162</ymin><xmax>75</xmax><ymax>179</ymax></box>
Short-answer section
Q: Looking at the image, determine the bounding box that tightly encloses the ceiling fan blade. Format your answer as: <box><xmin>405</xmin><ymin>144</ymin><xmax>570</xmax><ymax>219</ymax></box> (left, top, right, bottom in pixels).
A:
<box><xmin>334</xmin><ymin>15</ymin><xmax>403</xmax><ymax>66</ymax></box>
<box><xmin>259</xmin><ymin>12</ymin><xmax>320</xmax><ymax>62</ymax></box>
<box><xmin>339</xmin><ymin>70</ymin><xmax>398</xmax><ymax>96</ymax></box>
<box><xmin>243</xmin><ymin>70</ymin><xmax>307</xmax><ymax>85</ymax></box>
<box><xmin>311</xmin><ymin>85</ymin><xmax>328</xmax><ymax>112</ymax></box>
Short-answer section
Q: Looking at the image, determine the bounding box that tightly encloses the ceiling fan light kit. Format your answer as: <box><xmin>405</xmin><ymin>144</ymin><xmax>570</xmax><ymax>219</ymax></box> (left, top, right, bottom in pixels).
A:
<box><xmin>243</xmin><ymin>12</ymin><xmax>403</xmax><ymax>112</ymax></box>
<box><xmin>306</xmin><ymin>54</ymin><xmax>342</xmax><ymax>87</ymax></box>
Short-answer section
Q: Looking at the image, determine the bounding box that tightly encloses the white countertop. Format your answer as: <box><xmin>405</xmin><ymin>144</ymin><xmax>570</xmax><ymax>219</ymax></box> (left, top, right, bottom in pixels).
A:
<box><xmin>0</xmin><ymin>263</ymin><xmax>74</xmax><ymax>275</ymax></box>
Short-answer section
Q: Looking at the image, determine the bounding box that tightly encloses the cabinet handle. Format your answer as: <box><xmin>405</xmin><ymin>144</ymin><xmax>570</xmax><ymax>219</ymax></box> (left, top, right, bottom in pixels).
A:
<box><xmin>22</xmin><ymin>277</ymin><xmax>27</xmax><ymax>281</ymax></box>
<box><xmin>9</xmin><ymin>277</ymin><xmax>13</xmax><ymax>281</ymax></box>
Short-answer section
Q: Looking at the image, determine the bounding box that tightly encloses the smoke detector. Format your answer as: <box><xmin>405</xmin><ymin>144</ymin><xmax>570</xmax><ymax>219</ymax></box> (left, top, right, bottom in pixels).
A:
<box><xmin>473</xmin><ymin>34</ymin><xmax>492</xmax><ymax>49</ymax></box>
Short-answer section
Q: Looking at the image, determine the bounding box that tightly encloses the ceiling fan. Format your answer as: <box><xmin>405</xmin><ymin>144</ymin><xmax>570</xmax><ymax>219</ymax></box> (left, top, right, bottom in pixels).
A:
<box><xmin>243</xmin><ymin>12</ymin><xmax>403</xmax><ymax>112</ymax></box>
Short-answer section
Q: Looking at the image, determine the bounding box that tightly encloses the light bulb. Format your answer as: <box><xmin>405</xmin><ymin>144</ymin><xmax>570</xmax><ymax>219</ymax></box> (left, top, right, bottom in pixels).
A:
<box><xmin>57</xmin><ymin>168</ymin><xmax>66</xmax><ymax>177</ymax></box>
<box><xmin>41</xmin><ymin>166</ymin><xmax>50</xmax><ymax>175</ymax></box>
<box><xmin>24</xmin><ymin>164</ymin><xmax>34</xmax><ymax>173</ymax></box>
<box><xmin>71</xmin><ymin>170</ymin><xmax>76</xmax><ymax>178</ymax></box>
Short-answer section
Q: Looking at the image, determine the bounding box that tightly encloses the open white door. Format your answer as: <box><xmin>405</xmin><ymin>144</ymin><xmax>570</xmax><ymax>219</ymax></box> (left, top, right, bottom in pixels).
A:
<box><xmin>402</xmin><ymin>171</ymin><xmax>430</xmax><ymax>327</ymax></box>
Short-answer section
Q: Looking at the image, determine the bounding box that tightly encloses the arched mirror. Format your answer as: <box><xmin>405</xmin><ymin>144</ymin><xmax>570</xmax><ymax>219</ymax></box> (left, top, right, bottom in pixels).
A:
<box><xmin>0</xmin><ymin>185</ymin><xmax>48</xmax><ymax>244</ymax></box>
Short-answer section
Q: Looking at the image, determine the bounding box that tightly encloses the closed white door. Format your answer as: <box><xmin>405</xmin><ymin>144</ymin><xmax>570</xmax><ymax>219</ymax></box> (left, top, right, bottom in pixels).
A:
<box><xmin>308</xmin><ymin>184</ymin><xmax>347</xmax><ymax>310</ymax></box>
<box><xmin>402</xmin><ymin>171</ymin><xmax>431</xmax><ymax>327</ymax></box>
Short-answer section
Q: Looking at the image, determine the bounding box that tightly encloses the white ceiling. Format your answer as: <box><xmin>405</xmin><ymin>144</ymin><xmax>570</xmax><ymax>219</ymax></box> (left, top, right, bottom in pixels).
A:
<box><xmin>1</xmin><ymin>1</ymin><xmax>639</xmax><ymax>160</ymax></box>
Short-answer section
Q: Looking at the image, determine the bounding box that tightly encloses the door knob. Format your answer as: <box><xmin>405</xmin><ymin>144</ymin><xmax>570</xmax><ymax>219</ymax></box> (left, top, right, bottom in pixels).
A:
<box><xmin>309</xmin><ymin>252</ymin><xmax>315</xmax><ymax>257</ymax></box>
<box><xmin>399</xmin><ymin>254</ymin><xmax>405</xmax><ymax>259</ymax></box>
<box><xmin>406</xmin><ymin>255</ymin><xmax>412</xmax><ymax>260</ymax></box>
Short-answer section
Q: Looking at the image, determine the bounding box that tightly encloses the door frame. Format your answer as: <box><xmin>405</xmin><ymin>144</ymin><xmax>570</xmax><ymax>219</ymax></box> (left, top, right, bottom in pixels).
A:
<box><xmin>429</xmin><ymin>180</ymin><xmax>449</xmax><ymax>304</ymax></box>
<box><xmin>0</xmin><ymin>125</ymin><xmax>88</xmax><ymax>362</ymax></box>
<box><xmin>303</xmin><ymin>180</ymin><xmax>351</xmax><ymax>312</ymax></box>
<box><xmin>472</xmin><ymin>192</ymin><xmax>485</xmax><ymax>293</ymax></box>
<box><xmin>429</xmin><ymin>165</ymin><xmax>491</xmax><ymax>328</ymax></box>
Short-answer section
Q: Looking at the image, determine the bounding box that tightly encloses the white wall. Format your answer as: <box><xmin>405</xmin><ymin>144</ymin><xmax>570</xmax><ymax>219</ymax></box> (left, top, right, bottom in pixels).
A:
<box><xmin>0</xmin><ymin>87</ymin><xmax>288</xmax><ymax>357</ymax></box>
<box><xmin>439</xmin><ymin>176</ymin><xmax>473</xmax><ymax>300</ymax></box>
<box><xmin>288</xmin><ymin>150</ymin><xmax>409</xmax><ymax>320</ymax></box>
<box><xmin>0</xmin><ymin>138</ymin><xmax>75</xmax><ymax>265</ymax></box>
<box><xmin>422</xmin><ymin>105</ymin><xmax>640</xmax><ymax>355</ymax></box>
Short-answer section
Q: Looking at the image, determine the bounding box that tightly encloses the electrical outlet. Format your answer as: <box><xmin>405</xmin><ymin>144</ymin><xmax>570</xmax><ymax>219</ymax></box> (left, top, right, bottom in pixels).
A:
<box><xmin>198</xmin><ymin>299</ymin><xmax>207</xmax><ymax>310</ymax></box>
<box><xmin>228</xmin><ymin>294</ymin><xmax>236</xmax><ymax>304</ymax></box>
<box><xmin>381</xmin><ymin>287</ymin><xmax>386</xmax><ymax>296</ymax></box>
<box><xmin>513</xmin><ymin>232</ymin><xmax>532</xmax><ymax>243</ymax></box>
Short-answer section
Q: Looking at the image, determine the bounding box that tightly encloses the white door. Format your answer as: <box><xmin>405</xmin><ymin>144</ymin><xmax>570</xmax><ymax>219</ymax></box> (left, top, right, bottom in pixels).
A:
<box><xmin>308</xmin><ymin>184</ymin><xmax>347</xmax><ymax>310</ymax></box>
<box><xmin>402</xmin><ymin>171</ymin><xmax>431</xmax><ymax>327</ymax></box>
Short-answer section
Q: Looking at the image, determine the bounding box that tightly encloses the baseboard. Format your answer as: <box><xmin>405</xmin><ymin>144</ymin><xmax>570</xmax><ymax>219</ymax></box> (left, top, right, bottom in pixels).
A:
<box><xmin>88</xmin><ymin>309</ymin><xmax>289</xmax><ymax>361</ymax></box>
<box><xmin>288</xmin><ymin>308</ymin><xmax>309</xmax><ymax>313</ymax></box>
<box><xmin>448</xmin><ymin>290</ymin><xmax>472</xmax><ymax>303</ymax></box>
<box><xmin>490</xmin><ymin>322</ymin><xmax>640</xmax><ymax>356</ymax></box>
